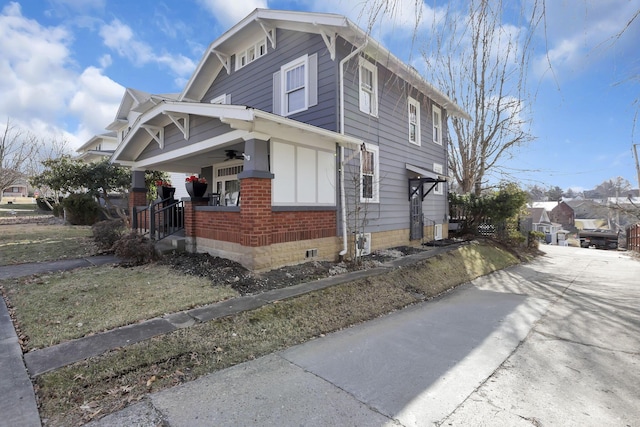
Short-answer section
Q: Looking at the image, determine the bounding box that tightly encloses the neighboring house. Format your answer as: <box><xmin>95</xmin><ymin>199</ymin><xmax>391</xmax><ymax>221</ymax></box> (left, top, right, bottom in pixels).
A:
<box><xmin>104</xmin><ymin>9</ymin><xmax>469</xmax><ymax>271</ymax></box>
<box><xmin>76</xmin><ymin>132</ymin><xmax>118</xmax><ymax>162</ymax></box>
<box><xmin>1</xmin><ymin>179</ymin><xmax>29</xmax><ymax>199</ymax></box>
<box><xmin>526</xmin><ymin>207</ymin><xmax>563</xmax><ymax>244</ymax></box>
<box><xmin>531</xmin><ymin>201</ymin><xmax>575</xmax><ymax>230</ymax></box>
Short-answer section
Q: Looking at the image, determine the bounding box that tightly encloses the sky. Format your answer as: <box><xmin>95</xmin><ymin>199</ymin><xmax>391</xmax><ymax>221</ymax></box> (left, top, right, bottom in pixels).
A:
<box><xmin>1</xmin><ymin>0</ymin><xmax>639</xmax><ymax>193</ymax></box>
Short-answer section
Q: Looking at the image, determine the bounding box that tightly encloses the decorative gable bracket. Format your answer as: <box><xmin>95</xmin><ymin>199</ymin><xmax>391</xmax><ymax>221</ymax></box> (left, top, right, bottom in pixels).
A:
<box><xmin>213</xmin><ymin>50</ymin><xmax>231</xmax><ymax>74</ymax></box>
<box><xmin>256</xmin><ymin>20</ymin><xmax>276</xmax><ymax>49</ymax></box>
<box><xmin>316</xmin><ymin>27</ymin><xmax>336</xmax><ymax>60</ymax></box>
<box><xmin>164</xmin><ymin>112</ymin><xmax>190</xmax><ymax>140</ymax></box>
<box><xmin>141</xmin><ymin>125</ymin><xmax>164</xmax><ymax>149</ymax></box>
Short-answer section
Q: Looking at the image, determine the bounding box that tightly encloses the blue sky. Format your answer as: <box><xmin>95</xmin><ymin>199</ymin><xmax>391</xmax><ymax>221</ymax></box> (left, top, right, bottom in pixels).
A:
<box><xmin>1</xmin><ymin>0</ymin><xmax>638</xmax><ymax>193</ymax></box>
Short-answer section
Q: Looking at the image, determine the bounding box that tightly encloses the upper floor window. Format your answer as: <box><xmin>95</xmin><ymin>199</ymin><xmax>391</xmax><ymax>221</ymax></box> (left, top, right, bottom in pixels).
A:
<box><xmin>236</xmin><ymin>37</ymin><xmax>269</xmax><ymax>70</ymax></box>
<box><xmin>283</xmin><ymin>55</ymin><xmax>307</xmax><ymax>115</ymax></box>
<box><xmin>433</xmin><ymin>105</ymin><xmax>442</xmax><ymax>145</ymax></box>
<box><xmin>359</xmin><ymin>58</ymin><xmax>378</xmax><ymax>116</ymax></box>
<box><xmin>408</xmin><ymin>97</ymin><xmax>420</xmax><ymax>145</ymax></box>
<box><xmin>360</xmin><ymin>144</ymin><xmax>379</xmax><ymax>202</ymax></box>
<box><xmin>273</xmin><ymin>54</ymin><xmax>317</xmax><ymax>116</ymax></box>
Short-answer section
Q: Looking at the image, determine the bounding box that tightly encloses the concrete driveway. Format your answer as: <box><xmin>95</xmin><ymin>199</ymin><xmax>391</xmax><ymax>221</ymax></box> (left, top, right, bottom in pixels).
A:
<box><xmin>89</xmin><ymin>245</ymin><xmax>640</xmax><ymax>427</ymax></box>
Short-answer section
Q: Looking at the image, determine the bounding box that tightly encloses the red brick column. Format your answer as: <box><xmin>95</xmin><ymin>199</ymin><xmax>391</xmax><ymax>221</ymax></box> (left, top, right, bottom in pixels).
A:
<box><xmin>240</xmin><ymin>177</ymin><xmax>273</xmax><ymax>247</ymax></box>
<box><xmin>184</xmin><ymin>199</ymin><xmax>209</xmax><ymax>238</ymax></box>
<box><xmin>129</xmin><ymin>188</ymin><xmax>148</xmax><ymax>229</ymax></box>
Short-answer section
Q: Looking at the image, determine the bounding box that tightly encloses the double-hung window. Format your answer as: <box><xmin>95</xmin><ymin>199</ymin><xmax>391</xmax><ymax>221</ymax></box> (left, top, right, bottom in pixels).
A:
<box><xmin>360</xmin><ymin>144</ymin><xmax>379</xmax><ymax>202</ymax></box>
<box><xmin>273</xmin><ymin>54</ymin><xmax>317</xmax><ymax>116</ymax></box>
<box><xmin>359</xmin><ymin>58</ymin><xmax>378</xmax><ymax>116</ymax></box>
<box><xmin>433</xmin><ymin>105</ymin><xmax>442</xmax><ymax>145</ymax></box>
<box><xmin>283</xmin><ymin>56</ymin><xmax>307</xmax><ymax>115</ymax></box>
<box><xmin>408</xmin><ymin>97</ymin><xmax>420</xmax><ymax>145</ymax></box>
<box><xmin>433</xmin><ymin>163</ymin><xmax>444</xmax><ymax>195</ymax></box>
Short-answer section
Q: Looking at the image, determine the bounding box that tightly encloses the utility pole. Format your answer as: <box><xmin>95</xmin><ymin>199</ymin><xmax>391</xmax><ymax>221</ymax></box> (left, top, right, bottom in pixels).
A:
<box><xmin>633</xmin><ymin>144</ymin><xmax>640</xmax><ymax>191</ymax></box>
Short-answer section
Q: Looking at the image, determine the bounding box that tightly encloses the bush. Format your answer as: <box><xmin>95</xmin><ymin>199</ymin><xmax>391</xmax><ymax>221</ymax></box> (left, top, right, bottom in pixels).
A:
<box><xmin>92</xmin><ymin>219</ymin><xmax>126</xmax><ymax>252</ymax></box>
<box><xmin>62</xmin><ymin>193</ymin><xmax>101</xmax><ymax>225</ymax></box>
<box><xmin>112</xmin><ymin>232</ymin><xmax>158</xmax><ymax>266</ymax></box>
<box><xmin>528</xmin><ymin>231</ymin><xmax>545</xmax><ymax>248</ymax></box>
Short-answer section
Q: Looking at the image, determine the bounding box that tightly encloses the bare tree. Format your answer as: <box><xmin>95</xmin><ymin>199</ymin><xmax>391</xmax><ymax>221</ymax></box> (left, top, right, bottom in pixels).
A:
<box><xmin>0</xmin><ymin>118</ymin><xmax>40</xmax><ymax>201</ymax></box>
<box><xmin>422</xmin><ymin>0</ymin><xmax>543</xmax><ymax>195</ymax></box>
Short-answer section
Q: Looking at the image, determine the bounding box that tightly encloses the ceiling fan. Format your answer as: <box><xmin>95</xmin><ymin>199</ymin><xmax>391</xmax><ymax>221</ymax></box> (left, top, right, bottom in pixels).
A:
<box><xmin>225</xmin><ymin>149</ymin><xmax>244</xmax><ymax>161</ymax></box>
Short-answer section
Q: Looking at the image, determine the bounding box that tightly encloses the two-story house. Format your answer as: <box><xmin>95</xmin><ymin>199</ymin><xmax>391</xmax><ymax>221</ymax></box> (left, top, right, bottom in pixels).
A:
<box><xmin>106</xmin><ymin>9</ymin><xmax>469</xmax><ymax>271</ymax></box>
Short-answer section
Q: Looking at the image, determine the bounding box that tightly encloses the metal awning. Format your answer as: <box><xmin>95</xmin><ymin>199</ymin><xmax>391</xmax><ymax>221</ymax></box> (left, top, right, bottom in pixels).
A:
<box><xmin>406</xmin><ymin>163</ymin><xmax>447</xmax><ymax>201</ymax></box>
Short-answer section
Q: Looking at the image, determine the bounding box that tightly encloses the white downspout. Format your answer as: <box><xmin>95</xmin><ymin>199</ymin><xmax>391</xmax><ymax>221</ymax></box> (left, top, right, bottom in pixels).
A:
<box><xmin>339</xmin><ymin>41</ymin><xmax>368</xmax><ymax>256</ymax></box>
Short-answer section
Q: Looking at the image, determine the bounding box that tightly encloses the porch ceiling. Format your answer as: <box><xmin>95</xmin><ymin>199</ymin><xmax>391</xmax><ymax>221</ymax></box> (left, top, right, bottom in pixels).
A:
<box><xmin>111</xmin><ymin>101</ymin><xmax>362</xmax><ymax>173</ymax></box>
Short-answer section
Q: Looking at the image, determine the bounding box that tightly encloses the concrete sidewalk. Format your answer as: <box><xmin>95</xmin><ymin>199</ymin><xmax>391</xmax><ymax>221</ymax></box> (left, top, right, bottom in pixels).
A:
<box><xmin>0</xmin><ymin>245</ymin><xmax>461</xmax><ymax>427</ymax></box>
<box><xmin>0</xmin><ymin>255</ymin><xmax>121</xmax><ymax>427</ymax></box>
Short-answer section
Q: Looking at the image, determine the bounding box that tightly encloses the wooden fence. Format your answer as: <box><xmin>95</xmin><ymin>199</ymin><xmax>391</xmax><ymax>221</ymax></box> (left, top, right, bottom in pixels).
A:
<box><xmin>628</xmin><ymin>223</ymin><xmax>640</xmax><ymax>253</ymax></box>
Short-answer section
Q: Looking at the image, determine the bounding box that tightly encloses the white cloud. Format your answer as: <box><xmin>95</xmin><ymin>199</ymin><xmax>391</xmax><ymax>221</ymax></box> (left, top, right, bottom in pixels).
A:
<box><xmin>196</xmin><ymin>0</ymin><xmax>267</xmax><ymax>24</ymax></box>
<box><xmin>69</xmin><ymin>66</ymin><xmax>124</xmax><ymax>134</ymax></box>
<box><xmin>533</xmin><ymin>0</ymin><xmax>640</xmax><ymax>80</ymax></box>
<box><xmin>0</xmin><ymin>3</ymin><xmax>123</xmax><ymax>150</ymax></box>
<box><xmin>99</xmin><ymin>18</ymin><xmax>196</xmax><ymax>81</ymax></box>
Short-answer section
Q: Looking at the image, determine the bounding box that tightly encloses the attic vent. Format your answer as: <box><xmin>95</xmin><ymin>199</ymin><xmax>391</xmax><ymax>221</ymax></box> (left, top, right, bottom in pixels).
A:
<box><xmin>356</xmin><ymin>233</ymin><xmax>371</xmax><ymax>256</ymax></box>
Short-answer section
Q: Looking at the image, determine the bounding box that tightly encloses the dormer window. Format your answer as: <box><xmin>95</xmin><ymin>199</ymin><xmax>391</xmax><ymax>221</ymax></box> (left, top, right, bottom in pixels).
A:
<box><xmin>235</xmin><ymin>35</ymin><xmax>271</xmax><ymax>71</ymax></box>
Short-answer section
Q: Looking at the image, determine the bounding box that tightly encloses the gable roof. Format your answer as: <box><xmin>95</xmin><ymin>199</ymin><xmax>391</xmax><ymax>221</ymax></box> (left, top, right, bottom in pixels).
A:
<box><xmin>180</xmin><ymin>8</ymin><xmax>470</xmax><ymax>120</ymax></box>
<box><xmin>106</xmin><ymin>88</ymin><xmax>180</xmax><ymax>131</ymax></box>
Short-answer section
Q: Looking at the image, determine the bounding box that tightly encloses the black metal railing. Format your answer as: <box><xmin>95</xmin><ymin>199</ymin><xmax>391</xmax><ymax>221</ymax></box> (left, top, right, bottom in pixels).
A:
<box><xmin>133</xmin><ymin>198</ymin><xmax>184</xmax><ymax>240</ymax></box>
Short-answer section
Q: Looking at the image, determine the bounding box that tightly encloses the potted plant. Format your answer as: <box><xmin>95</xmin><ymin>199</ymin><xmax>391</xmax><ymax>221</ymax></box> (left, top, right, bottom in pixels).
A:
<box><xmin>155</xmin><ymin>180</ymin><xmax>175</xmax><ymax>200</ymax></box>
<box><xmin>185</xmin><ymin>175</ymin><xmax>208</xmax><ymax>198</ymax></box>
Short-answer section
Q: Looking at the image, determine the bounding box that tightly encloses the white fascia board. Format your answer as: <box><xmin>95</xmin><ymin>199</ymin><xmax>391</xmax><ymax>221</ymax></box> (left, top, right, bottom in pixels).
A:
<box><xmin>130</xmin><ymin>129</ymin><xmax>247</xmax><ymax>170</ymax></box>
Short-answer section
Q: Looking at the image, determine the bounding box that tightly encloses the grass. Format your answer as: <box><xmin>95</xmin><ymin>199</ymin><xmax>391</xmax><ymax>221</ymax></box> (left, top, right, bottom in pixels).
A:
<box><xmin>2</xmin><ymin>265</ymin><xmax>238</xmax><ymax>350</ymax></box>
<box><xmin>0</xmin><ymin>224</ymin><xmax>97</xmax><ymax>265</ymax></box>
<box><xmin>0</xmin><ymin>203</ymin><xmax>46</xmax><ymax>218</ymax></box>
<box><xmin>23</xmin><ymin>240</ymin><xmax>520</xmax><ymax>426</ymax></box>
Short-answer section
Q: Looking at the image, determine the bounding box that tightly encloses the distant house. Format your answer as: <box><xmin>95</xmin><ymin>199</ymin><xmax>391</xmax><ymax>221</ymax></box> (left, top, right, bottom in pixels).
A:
<box><xmin>99</xmin><ymin>9</ymin><xmax>470</xmax><ymax>271</ymax></box>
<box><xmin>1</xmin><ymin>178</ymin><xmax>29</xmax><ymax>199</ymax></box>
<box><xmin>531</xmin><ymin>201</ymin><xmax>575</xmax><ymax>230</ymax></box>
<box><xmin>526</xmin><ymin>207</ymin><xmax>563</xmax><ymax>244</ymax></box>
<box><xmin>76</xmin><ymin>133</ymin><xmax>118</xmax><ymax>163</ymax></box>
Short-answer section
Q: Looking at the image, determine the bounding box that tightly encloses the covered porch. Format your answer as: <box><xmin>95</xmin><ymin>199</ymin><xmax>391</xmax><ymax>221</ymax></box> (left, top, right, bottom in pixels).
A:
<box><xmin>111</xmin><ymin>101</ymin><xmax>363</xmax><ymax>271</ymax></box>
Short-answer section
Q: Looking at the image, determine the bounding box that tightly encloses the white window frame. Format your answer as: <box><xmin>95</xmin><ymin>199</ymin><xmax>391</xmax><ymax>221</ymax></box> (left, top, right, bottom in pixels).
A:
<box><xmin>408</xmin><ymin>97</ymin><xmax>421</xmax><ymax>146</ymax></box>
<box><xmin>210</xmin><ymin>94</ymin><xmax>229</xmax><ymax>104</ymax></box>
<box><xmin>360</xmin><ymin>144</ymin><xmax>379</xmax><ymax>203</ymax></box>
<box><xmin>433</xmin><ymin>105</ymin><xmax>442</xmax><ymax>145</ymax></box>
<box><xmin>281</xmin><ymin>54</ymin><xmax>308</xmax><ymax>116</ymax></box>
<box><xmin>235</xmin><ymin>36</ymin><xmax>270</xmax><ymax>71</ymax></box>
<box><xmin>214</xmin><ymin>161</ymin><xmax>243</xmax><ymax>206</ymax></box>
<box><xmin>359</xmin><ymin>58</ymin><xmax>378</xmax><ymax>117</ymax></box>
<box><xmin>433</xmin><ymin>163</ymin><xmax>444</xmax><ymax>195</ymax></box>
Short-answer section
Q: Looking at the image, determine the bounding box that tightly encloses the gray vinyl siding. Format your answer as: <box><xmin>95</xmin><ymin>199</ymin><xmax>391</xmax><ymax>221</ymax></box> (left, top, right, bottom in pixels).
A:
<box><xmin>203</xmin><ymin>29</ymin><xmax>339</xmax><ymax>133</ymax></box>
<box><xmin>195</xmin><ymin>30</ymin><xmax>448</xmax><ymax>236</ymax></box>
<box><xmin>336</xmin><ymin>40</ymin><xmax>448</xmax><ymax>234</ymax></box>
<box><xmin>137</xmin><ymin>117</ymin><xmax>232</xmax><ymax>161</ymax></box>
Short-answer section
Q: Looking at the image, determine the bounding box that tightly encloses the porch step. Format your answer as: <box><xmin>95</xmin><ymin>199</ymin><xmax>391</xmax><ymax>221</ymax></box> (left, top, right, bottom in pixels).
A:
<box><xmin>154</xmin><ymin>234</ymin><xmax>186</xmax><ymax>255</ymax></box>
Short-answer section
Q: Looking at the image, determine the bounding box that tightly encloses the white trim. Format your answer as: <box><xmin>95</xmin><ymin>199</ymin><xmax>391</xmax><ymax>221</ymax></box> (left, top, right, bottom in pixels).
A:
<box><xmin>281</xmin><ymin>54</ymin><xmax>309</xmax><ymax>116</ymax></box>
<box><xmin>235</xmin><ymin>36</ymin><xmax>269</xmax><ymax>71</ymax></box>
<box><xmin>433</xmin><ymin>105</ymin><xmax>442</xmax><ymax>145</ymax></box>
<box><xmin>360</xmin><ymin>143</ymin><xmax>379</xmax><ymax>203</ymax></box>
<box><xmin>434</xmin><ymin>224</ymin><xmax>443</xmax><ymax>240</ymax></box>
<box><xmin>359</xmin><ymin>58</ymin><xmax>378</xmax><ymax>117</ymax></box>
<box><xmin>433</xmin><ymin>163</ymin><xmax>444</xmax><ymax>195</ymax></box>
<box><xmin>408</xmin><ymin>97</ymin><xmax>421</xmax><ymax>146</ymax></box>
<box><xmin>210</xmin><ymin>94</ymin><xmax>228</xmax><ymax>104</ymax></box>
<box><xmin>129</xmin><ymin>129</ymin><xmax>246</xmax><ymax>169</ymax></box>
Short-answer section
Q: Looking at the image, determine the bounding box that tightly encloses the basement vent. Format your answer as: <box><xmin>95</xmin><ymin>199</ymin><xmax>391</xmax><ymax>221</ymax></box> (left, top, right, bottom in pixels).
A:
<box><xmin>305</xmin><ymin>248</ymin><xmax>318</xmax><ymax>258</ymax></box>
